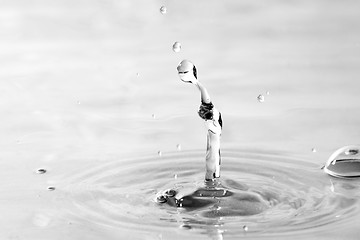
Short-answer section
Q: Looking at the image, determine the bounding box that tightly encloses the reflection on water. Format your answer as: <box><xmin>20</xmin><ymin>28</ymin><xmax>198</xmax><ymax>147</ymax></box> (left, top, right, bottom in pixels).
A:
<box><xmin>55</xmin><ymin>150</ymin><xmax>360</xmax><ymax>239</ymax></box>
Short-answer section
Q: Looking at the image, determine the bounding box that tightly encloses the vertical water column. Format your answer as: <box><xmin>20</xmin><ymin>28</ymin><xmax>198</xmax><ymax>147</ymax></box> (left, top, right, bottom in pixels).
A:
<box><xmin>177</xmin><ymin>60</ymin><xmax>223</xmax><ymax>181</ymax></box>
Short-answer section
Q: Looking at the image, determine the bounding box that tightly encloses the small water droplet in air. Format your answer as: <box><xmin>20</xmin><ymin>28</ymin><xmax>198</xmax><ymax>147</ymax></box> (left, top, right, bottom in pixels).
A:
<box><xmin>312</xmin><ymin>148</ymin><xmax>317</xmax><ymax>153</ymax></box>
<box><xmin>257</xmin><ymin>94</ymin><xmax>265</xmax><ymax>103</ymax></box>
<box><xmin>152</xmin><ymin>114</ymin><xmax>156</xmax><ymax>119</ymax></box>
<box><xmin>158</xmin><ymin>151</ymin><xmax>162</xmax><ymax>156</ymax></box>
<box><xmin>243</xmin><ymin>225</ymin><xmax>248</xmax><ymax>232</ymax></box>
<box><xmin>36</xmin><ymin>168</ymin><xmax>47</xmax><ymax>174</ymax></box>
<box><xmin>136</xmin><ymin>72</ymin><xmax>140</xmax><ymax>77</ymax></box>
<box><xmin>180</xmin><ymin>224</ymin><xmax>192</xmax><ymax>229</ymax></box>
<box><xmin>47</xmin><ymin>186</ymin><xmax>55</xmax><ymax>191</ymax></box>
<box><xmin>159</xmin><ymin>6</ymin><xmax>167</xmax><ymax>14</ymax></box>
<box><xmin>172</xmin><ymin>42</ymin><xmax>181</xmax><ymax>53</ymax></box>
<box><xmin>266</xmin><ymin>91</ymin><xmax>270</xmax><ymax>95</ymax></box>
<box><xmin>174</xmin><ymin>174</ymin><xmax>178</xmax><ymax>179</ymax></box>
<box><xmin>176</xmin><ymin>144</ymin><xmax>181</xmax><ymax>151</ymax></box>
<box><xmin>77</xmin><ymin>101</ymin><xmax>81</xmax><ymax>105</ymax></box>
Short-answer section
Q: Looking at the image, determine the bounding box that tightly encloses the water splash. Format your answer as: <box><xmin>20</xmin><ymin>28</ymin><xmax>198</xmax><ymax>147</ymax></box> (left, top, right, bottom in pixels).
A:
<box><xmin>56</xmin><ymin>150</ymin><xmax>360</xmax><ymax>238</ymax></box>
<box><xmin>177</xmin><ymin>59</ymin><xmax>221</xmax><ymax>180</ymax></box>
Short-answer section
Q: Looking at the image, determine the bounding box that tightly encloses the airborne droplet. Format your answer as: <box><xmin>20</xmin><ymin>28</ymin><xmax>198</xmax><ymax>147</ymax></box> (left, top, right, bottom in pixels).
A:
<box><xmin>36</xmin><ymin>168</ymin><xmax>47</xmax><ymax>174</ymax></box>
<box><xmin>159</xmin><ymin>6</ymin><xmax>167</xmax><ymax>15</ymax></box>
<box><xmin>257</xmin><ymin>94</ymin><xmax>265</xmax><ymax>103</ymax></box>
<box><xmin>243</xmin><ymin>225</ymin><xmax>248</xmax><ymax>232</ymax></box>
<box><xmin>172</xmin><ymin>42</ymin><xmax>181</xmax><ymax>53</ymax></box>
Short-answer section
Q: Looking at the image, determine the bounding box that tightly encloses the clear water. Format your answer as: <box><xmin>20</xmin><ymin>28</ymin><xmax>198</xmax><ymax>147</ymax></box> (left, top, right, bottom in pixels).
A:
<box><xmin>1</xmin><ymin>1</ymin><xmax>360</xmax><ymax>239</ymax></box>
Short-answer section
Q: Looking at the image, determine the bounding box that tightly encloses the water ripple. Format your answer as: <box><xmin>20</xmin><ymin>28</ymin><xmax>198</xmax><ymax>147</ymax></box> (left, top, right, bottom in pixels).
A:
<box><xmin>56</xmin><ymin>149</ymin><xmax>360</xmax><ymax>239</ymax></box>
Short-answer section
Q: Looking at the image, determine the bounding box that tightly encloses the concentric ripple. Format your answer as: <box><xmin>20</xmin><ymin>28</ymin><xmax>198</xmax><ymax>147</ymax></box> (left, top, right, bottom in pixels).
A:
<box><xmin>56</xmin><ymin>149</ymin><xmax>360</xmax><ymax>239</ymax></box>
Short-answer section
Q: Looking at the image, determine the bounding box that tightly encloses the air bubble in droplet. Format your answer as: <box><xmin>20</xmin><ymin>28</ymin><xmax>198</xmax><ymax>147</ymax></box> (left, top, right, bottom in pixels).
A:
<box><xmin>172</xmin><ymin>42</ymin><xmax>181</xmax><ymax>53</ymax></box>
<box><xmin>36</xmin><ymin>168</ymin><xmax>47</xmax><ymax>174</ymax></box>
<box><xmin>257</xmin><ymin>94</ymin><xmax>265</xmax><ymax>103</ymax></box>
<box><xmin>345</xmin><ymin>149</ymin><xmax>359</xmax><ymax>155</ymax></box>
<box><xmin>159</xmin><ymin>6</ymin><xmax>167</xmax><ymax>15</ymax></box>
<box><xmin>176</xmin><ymin>144</ymin><xmax>181</xmax><ymax>151</ymax></box>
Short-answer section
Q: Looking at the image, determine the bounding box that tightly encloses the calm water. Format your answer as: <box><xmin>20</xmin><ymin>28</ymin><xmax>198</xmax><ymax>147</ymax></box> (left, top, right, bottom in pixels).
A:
<box><xmin>1</xmin><ymin>1</ymin><xmax>360</xmax><ymax>239</ymax></box>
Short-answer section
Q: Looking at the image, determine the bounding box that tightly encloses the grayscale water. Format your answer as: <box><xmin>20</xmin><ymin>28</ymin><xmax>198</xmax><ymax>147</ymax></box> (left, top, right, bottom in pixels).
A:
<box><xmin>1</xmin><ymin>1</ymin><xmax>360</xmax><ymax>239</ymax></box>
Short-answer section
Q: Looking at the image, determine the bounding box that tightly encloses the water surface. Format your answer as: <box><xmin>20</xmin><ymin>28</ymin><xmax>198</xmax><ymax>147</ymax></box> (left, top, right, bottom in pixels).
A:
<box><xmin>1</xmin><ymin>0</ymin><xmax>360</xmax><ymax>239</ymax></box>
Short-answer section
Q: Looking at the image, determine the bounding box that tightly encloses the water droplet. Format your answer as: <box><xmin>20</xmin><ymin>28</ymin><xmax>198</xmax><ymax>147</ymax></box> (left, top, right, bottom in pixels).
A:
<box><xmin>243</xmin><ymin>225</ymin><xmax>248</xmax><ymax>232</ymax></box>
<box><xmin>165</xmin><ymin>189</ymin><xmax>176</xmax><ymax>197</ymax></box>
<box><xmin>136</xmin><ymin>72</ymin><xmax>140</xmax><ymax>77</ymax></box>
<box><xmin>266</xmin><ymin>91</ymin><xmax>270</xmax><ymax>95</ymax></box>
<box><xmin>176</xmin><ymin>144</ymin><xmax>181</xmax><ymax>151</ymax></box>
<box><xmin>36</xmin><ymin>168</ymin><xmax>47</xmax><ymax>174</ymax></box>
<box><xmin>174</xmin><ymin>174</ymin><xmax>178</xmax><ymax>179</ymax></box>
<box><xmin>312</xmin><ymin>148</ymin><xmax>317</xmax><ymax>153</ymax></box>
<box><xmin>77</xmin><ymin>101</ymin><xmax>81</xmax><ymax>105</ymax></box>
<box><xmin>159</xmin><ymin>6</ymin><xmax>167</xmax><ymax>14</ymax></box>
<box><xmin>152</xmin><ymin>114</ymin><xmax>156</xmax><ymax>119</ymax></box>
<box><xmin>156</xmin><ymin>195</ymin><xmax>167</xmax><ymax>203</ymax></box>
<box><xmin>172</xmin><ymin>42</ymin><xmax>181</xmax><ymax>53</ymax></box>
<box><xmin>158</xmin><ymin>151</ymin><xmax>162</xmax><ymax>156</ymax></box>
<box><xmin>257</xmin><ymin>94</ymin><xmax>265</xmax><ymax>103</ymax></box>
<box><xmin>47</xmin><ymin>186</ymin><xmax>55</xmax><ymax>191</ymax></box>
<box><xmin>180</xmin><ymin>224</ymin><xmax>192</xmax><ymax>230</ymax></box>
<box><xmin>324</xmin><ymin>145</ymin><xmax>360</xmax><ymax>178</ymax></box>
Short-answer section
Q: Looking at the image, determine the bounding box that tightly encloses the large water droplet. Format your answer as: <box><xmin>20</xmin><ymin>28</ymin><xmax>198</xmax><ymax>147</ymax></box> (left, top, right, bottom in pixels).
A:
<box><xmin>172</xmin><ymin>42</ymin><xmax>181</xmax><ymax>53</ymax></box>
<box><xmin>159</xmin><ymin>6</ymin><xmax>167</xmax><ymax>15</ymax></box>
<box><xmin>324</xmin><ymin>145</ymin><xmax>360</xmax><ymax>178</ymax></box>
<box><xmin>257</xmin><ymin>94</ymin><xmax>265</xmax><ymax>103</ymax></box>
